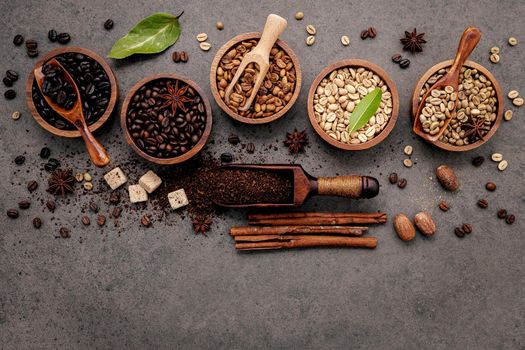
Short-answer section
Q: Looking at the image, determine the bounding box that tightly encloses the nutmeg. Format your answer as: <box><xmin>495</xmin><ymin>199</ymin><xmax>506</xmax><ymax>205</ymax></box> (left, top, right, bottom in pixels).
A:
<box><xmin>435</xmin><ymin>165</ymin><xmax>459</xmax><ymax>191</ymax></box>
<box><xmin>414</xmin><ymin>212</ymin><xmax>436</xmax><ymax>236</ymax></box>
<box><xmin>393</xmin><ymin>213</ymin><xmax>416</xmax><ymax>241</ymax></box>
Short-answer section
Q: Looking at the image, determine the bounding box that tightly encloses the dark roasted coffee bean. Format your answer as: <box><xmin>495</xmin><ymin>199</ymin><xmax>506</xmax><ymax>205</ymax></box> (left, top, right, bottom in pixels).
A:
<box><xmin>141</xmin><ymin>215</ymin><xmax>152</xmax><ymax>227</ymax></box>
<box><xmin>44</xmin><ymin>162</ymin><xmax>56</xmax><ymax>172</ymax></box>
<box><xmin>57</xmin><ymin>33</ymin><xmax>71</xmax><ymax>44</ymax></box>
<box><xmin>89</xmin><ymin>202</ymin><xmax>99</xmax><ymax>213</ymax></box>
<box><xmin>221</xmin><ymin>153</ymin><xmax>233</xmax><ymax>163</ymax></box>
<box><xmin>13</xmin><ymin>34</ymin><xmax>24</xmax><ymax>46</ymax></box>
<box><xmin>7</xmin><ymin>209</ymin><xmax>19</xmax><ymax>219</ymax></box>
<box><xmin>39</xmin><ymin>147</ymin><xmax>51</xmax><ymax>158</ymax></box>
<box><xmin>439</xmin><ymin>201</ymin><xmax>450</xmax><ymax>212</ymax></box>
<box><xmin>81</xmin><ymin>216</ymin><xmax>90</xmax><ymax>226</ymax></box>
<box><xmin>96</xmin><ymin>215</ymin><xmax>106</xmax><ymax>226</ymax></box>
<box><xmin>497</xmin><ymin>209</ymin><xmax>507</xmax><ymax>219</ymax></box>
<box><xmin>104</xmin><ymin>19</ymin><xmax>114</xmax><ymax>30</ymax></box>
<box><xmin>18</xmin><ymin>200</ymin><xmax>31</xmax><ymax>209</ymax></box>
<box><xmin>58</xmin><ymin>227</ymin><xmax>71</xmax><ymax>238</ymax></box>
<box><xmin>25</xmin><ymin>39</ymin><xmax>38</xmax><ymax>50</ymax></box>
<box><xmin>454</xmin><ymin>227</ymin><xmax>465</xmax><ymax>238</ymax></box>
<box><xmin>360</xmin><ymin>29</ymin><xmax>369</xmax><ymax>39</ymax></box>
<box><xmin>48</xmin><ymin>29</ymin><xmax>58</xmax><ymax>42</ymax></box>
<box><xmin>32</xmin><ymin>217</ymin><xmax>42</xmax><ymax>229</ymax></box>
<box><xmin>228</xmin><ymin>134</ymin><xmax>240</xmax><ymax>145</ymax></box>
<box><xmin>109</xmin><ymin>193</ymin><xmax>120</xmax><ymax>205</ymax></box>
<box><xmin>3</xmin><ymin>77</ymin><xmax>13</xmax><ymax>87</ymax></box>
<box><xmin>246</xmin><ymin>143</ymin><xmax>255</xmax><ymax>154</ymax></box>
<box><xmin>4</xmin><ymin>89</ymin><xmax>16</xmax><ymax>100</ymax></box>
<box><xmin>27</xmin><ymin>48</ymin><xmax>39</xmax><ymax>58</ymax></box>
<box><xmin>388</xmin><ymin>172</ymin><xmax>398</xmax><ymax>184</ymax></box>
<box><xmin>48</xmin><ymin>158</ymin><xmax>61</xmax><ymax>168</ymax></box>
<box><xmin>477</xmin><ymin>199</ymin><xmax>488</xmax><ymax>208</ymax></box>
<box><xmin>472</xmin><ymin>156</ymin><xmax>484</xmax><ymax>167</ymax></box>
<box><xmin>46</xmin><ymin>200</ymin><xmax>56</xmax><ymax>212</ymax></box>
<box><xmin>27</xmin><ymin>180</ymin><xmax>38</xmax><ymax>192</ymax></box>
<box><xmin>111</xmin><ymin>207</ymin><xmax>122</xmax><ymax>218</ymax></box>
<box><xmin>6</xmin><ymin>70</ymin><xmax>18</xmax><ymax>81</ymax></box>
<box><xmin>399</xmin><ymin>59</ymin><xmax>411</xmax><ymax>69</ymax></box>
<box><xmin>505</xmin><ymin>214</ymin><xmax>515</xmax><ymax>225</ymax></box>
<box><xmin>172</xmin><ymin>51</ymin><xmax>181</xmax><ymax>62</ymax></box>
<box><xmin>367</xmin><ymin>27</ymin><xmax>377</xmax><ymax>38</ymax></box>
<box><xmin>391</xmin><ymin>54</ymin><xmax>402</xmax><ymax>63</ymax></box>
<box><xmin>485</xmin><ymin>182</ymin><xmax>496</xmax><ymax>192</ymax></box>
<box><xmin>14</xmin><ymin>155</ymin><xmax>25</xmax><ymax>165</ymax></box>
<box><xmin>397</xmin><ymin>178</ymin><xmax>407</xmax><ymax>189</ymax></box>
<box><xmin>462</xmin><ymin>223</ymin><xmax>473</xmax><ymax>234</ymax></box>
<box><xmin>180</xmin><ymin>51</ymin><xmax>188</xmax><ymax>62</ymax></box>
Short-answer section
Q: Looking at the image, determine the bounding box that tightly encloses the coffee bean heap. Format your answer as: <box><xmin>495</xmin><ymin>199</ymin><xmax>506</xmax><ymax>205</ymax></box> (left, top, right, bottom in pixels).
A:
<box><xmin>126</xmin><ymin>78</ymin><xmax>207</xmax><ymax>159</ymax></box>
<box><xmin>32</xmin><ymin>52</ymin><xmax>111</xmax><ymax>130</ymax></box>
<box><xmin>41</xmin><ymin>64</ymin><xmax>77</xmax><ymax>110</ymax></box>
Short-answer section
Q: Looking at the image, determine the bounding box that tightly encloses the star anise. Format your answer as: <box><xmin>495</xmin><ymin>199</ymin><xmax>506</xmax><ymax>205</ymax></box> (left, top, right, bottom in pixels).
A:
<box><xmin>284</xmin><ymin>129</ymin><xmax>308</xmax><ymax>155</ymax></box>
<box><xmin>47</xmin><ymin>168</ymin><xmax>76</xmax><ymax>197</ymax></box>
<box><xmin>192</xmin><ymin>215</ymin><xmax>212</xmax><ymax>235</ymax></box>
<box><xmin>462</xmin><ymin>116</ymin><xmax>490</xmax><ymax>142</ymax></box>
<box><xmin>400</xmin><ymin>28</ymin><xmax>427</xmax><ymax>53</ymax></box>
<box><xmin>159</xmin><ymin>80</ymin><xmax>194</xmax><ymax>116</ymax></box>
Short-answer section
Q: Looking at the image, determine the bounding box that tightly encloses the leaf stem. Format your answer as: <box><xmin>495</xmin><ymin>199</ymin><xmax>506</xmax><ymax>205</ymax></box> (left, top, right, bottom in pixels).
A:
<box><xmin>176</xmin><ymin>11</ymin><xmax>184</xmax><ymax>19</ymax></box>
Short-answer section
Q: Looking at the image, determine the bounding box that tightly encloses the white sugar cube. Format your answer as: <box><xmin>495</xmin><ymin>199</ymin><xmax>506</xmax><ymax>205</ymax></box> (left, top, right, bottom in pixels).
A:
<box><xmin>138</xmin><ymin>170</ymin><xmax>162</xmax><ymax>193</ymax></box>
<box><xmin>103</xmin><ymin>167</ymin><xmax>128</xmax><ymax>190</ymax></box>
<box><xmin>168</xmin><ymin>189</ymin><xmax>189</xmax><ymax>210</ymax></box>
<box><xmin>128</xmin><ymin>184</ymin><xmax>148</xmax><ymax>203</ymax></box>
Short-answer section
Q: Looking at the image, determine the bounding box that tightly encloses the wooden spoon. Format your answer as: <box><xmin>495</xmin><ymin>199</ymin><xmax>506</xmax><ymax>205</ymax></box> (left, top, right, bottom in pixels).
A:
<box><xmin>214</xmin><ymin>164</ymin><xmax>379</xmax><ymax>208</ymax></box>
<box><xmin>224</xmin><ymin>14</ymin><xmax>287</xmax><ymax>111</ymax></box>
<box><xmin>413</xmin><ymin>27</ymin><xmax>481</xmax><ymax>142</ymax></box>
<box><xmin>34</xmin><ymin>58</ymin><xmax>110</xmax><ymax>167</ymax></box>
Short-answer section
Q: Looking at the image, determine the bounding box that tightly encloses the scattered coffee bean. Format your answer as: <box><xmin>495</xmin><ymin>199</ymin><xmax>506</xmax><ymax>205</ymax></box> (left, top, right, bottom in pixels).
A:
<box><xmin>25</xmin><ymin>39</ymin><xmax>38</xmax><ymax>50</ymax></box>
<box><xmin>75</xmin><ymin>173</ymin><xmax>83</xmax><ymax>182</ymax></box>
<box><xmin>462</xmin><ymin>223</ymin><xmax>473</xmax><ymax>234</ymax></box>
<box><xmin>220</xmin><ymin>153</ymin><xmax>233</xmax><ymax>163</ymax></box>
<box><xmin>485</xmin><ymin>182</ymin><xmax>496</xmax><ymax>191</ymax></box>
<box><xmin>14</xmin><ymin>155</ymin><xmax>25</xmax><ymax>165</ymax></box>
<box><xmin>199</xmin><ymin>42</ymin><xmax>211</xmax><ymax>51</ymax></box>
<box><xmin>399</xmin><ymin>59</ymin><xmax>411</xmax><ymax>69</ymax></box>
<box><xmin>57</xmin><ymin>32</ymin><xmax>71</xmax><ymax>44</ymax></box>
<box><xmin>46</xmin><ymin>200</ymin><xmax>56</xmax><ymax>212</ymax></box>
<box><xmin>388</xmin><ymin>172</ymin><xmax>398</xmax><ymax>184</ymax></box>
<box><xmin>81</xmin><ymin>216</ymin><xmax>91</xmax><ymax>226</ymax></box>
<box><xmin>6</xmin><ymin>70</ymin><xmax>18</xmax><ymax>82</ymax></box>
<box><xmin>7</xmin><ymin>209</ymin><xmax>19</xmax><ymax>219</ymax></box>
<box><xmin>491</xmin><ymin>153</ymin><xmax>503</xmax><ymax>162</ymax></box>
<box><xmin>172</xmin><ymin>51</ymin><xmax>181</xmax><ymax>62</ymax></box>
<box><xmin>497</xmin><ymin>160</ymin><xmax>508</xmax><ymax>171</ymax></box>
<box><xmin>58</xmin><ymin>227</ymin><xmax>71</xmax><ymax>238</ymax></box>
<box><xmin>505</xmin><ymin>214</ymin><xmax>515</xmax><ymax>225</ymax></box>
<box><xmin>4</xmin><ymin>89</ymin><xmax>16</xmax><ymax>100</ymax></box>
<box><xmin>32</xmin><ymin>217</ymin><xmax>42</xmax><ymax>229</ymax></box>
<box><xmin>3</xmin><ymin>77</ymin><xmax>13</xmax><ymax>87</ymax></box>
<box><xmin>180</xmin><ymin>51</ymin><xmax>188</xmax><ymax>62</ymax></box>
<box><xmin>341</xmin><ymin>35</ymin><xmax>350</xmax><ymax>46</ymax></box>
<box><xmin>295</xmin><ymin>12</ymin><xmax>304</xmax><ymax>20</ymax></box>
<box><xmin>403</xmin><ymin>159</ymin><xmax>413</xmax><ymax>168</ymax></box>
<box><xmin>141</xmin><ymin>215</ymin><xmax>152</xmax><ymax>227</ymax></box>
<box><xmin>367</xmin><ymin>27</ymin><xmax>377</xmax><ymax>38</ymax></box>
<box><xmin>391</xmin><ymin>54</ymin><xmax>402</xmax><ymax>63</ymax></box>
<box><xmin>39</xmin><ymin>147</ymin><xmax>51</xmax><ymax>159</ymax></box>
<box><xmin>306</xmin><ymin>24</ymin><xmax>316</xmax><ymax>35</ymax></box>
<box><xmin>504</xmin><ymin>110</ymin><xmax>513</xmax><ymax>121</ymax></box>
<box><xmin>104</xmin><ymin>19</ymin><xmax>114</xmax><ymax>30</ymax></box>
<box><xmin>196</xmin><ymin>33</ymin><xmax>208</xmax><ymax>42</ymax></box>
<box><xmin>111</xmin><ymin>207</ymin><xmax>122</xmax><ymax>218</ymax></box>
<box><xmin>83</xmin><ymin>173</ymin><xmax>92</xmax><ymax>182</ymax></box>
<box><xmin>97</xmin><ymin>215</ymin><xmax>106</xmax><ymax>226</ymax></box>
<box><xmin>109</xmin><ymin>193</ymin><xmax>121</xmax><ymax>205</ymax></box>
<box><xmin>44</xmin><ymin>159</ymin><xmax>61</xmax><ymax>172</ymax></box>
<box><xmin>27</xmin><ymin>180</ymin><xmax>38</xmax><ymax>192</ymax></box>
<box><xmin>497</xmin><ymin>209</ymin><xmax>507</xmax><ymax>219</ymax></box>
<box><xmin>439</xmin><ymin>201</ymin><xmax>450</xmax><ymax>212</ymax></box>
<box><xmin>27</xmin><ymin>48</ymin><xmax>39</xmax><ymax>58</ymax></box>
<box><xmin>13</xmin><ymin>34</ymin><xmax>24</xmax><ymax>46</ymax></box>
<box><xmin>472</xmin><ymin>156</ymin><xmax>484</xmax><ymax>167</ymax></box>
<box><xmin>477</xmin><ymin>199</ymin><xmax>488</xmax><ymax>208</ymax></box>
<box><xmin>508</xmin><ymin>37</ymin><xmax>518</xmax><ymax>46</ymax></box>
<box><xmin>228</xmin><ymin>134</ymin><xmax>240</xmax><ymax>145</ymax></box>
<box><xmin>48</xmin><ymin>29</ymin><xmax>58</xmax><ymax>42</ymax></box>
<box><xmin>397</xmin><ymin>178</ymin><xmax>407</xmax><ymax>189</ymax></box>
<box><xmin>11</xmin><ymin>111</ymin><xmax>21</xmax><ymax>120</ymax></box>
<box><xmin>306</xmin><ymin>35</ymin><xmax>315</xmax><ymax>46</ymax></box>
<box><xmin>216</xmin><ymin>21</ymin><xmax>224</xmax><ymax>30</ymax></box>
<box><xmin>18</xmin><ymin>200</ymin><xmax>31</xmax><ymax>209</ymax></box>
<box><xmin>89</xmin><ymin>202</ymin><xmax>99</xmax><ymax>213</ymax></box>
<box><xmin>454</xmin><ymin>227</ymin><xmax>465</xmax><ymax>238</ymax></box>
<box><xmin>246</xmin><ymin>143</ymin><xmax>255</xmax><ymax>154</ymax></box>
<box><xmin>84</xmin><ymin>182</ymin><xmax>93</xmax><ymax>191</ymax></box>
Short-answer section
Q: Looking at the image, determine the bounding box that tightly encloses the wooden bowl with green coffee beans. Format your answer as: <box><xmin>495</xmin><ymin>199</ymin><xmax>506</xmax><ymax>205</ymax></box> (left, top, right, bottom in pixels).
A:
<box><xmin>411</xmin><ymin>60</ymin><xmax>504</xmax><ymax>152</ymax></box>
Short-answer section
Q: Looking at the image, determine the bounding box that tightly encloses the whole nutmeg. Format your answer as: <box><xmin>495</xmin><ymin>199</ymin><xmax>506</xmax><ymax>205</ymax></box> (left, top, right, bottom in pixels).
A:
<box><xmin>393</xmin><ymin>213</ymin><xmax>416</xmax><ymax>241</ymax></box>
<box><xmin>414</xmin><ymin>212</ymin><xmax>436</xmax><ymax>236</ymax></box>
<box><xmin>435</xmin><ymin>165</ymin><xmax>459</xmax><ymax>191</ymax></box>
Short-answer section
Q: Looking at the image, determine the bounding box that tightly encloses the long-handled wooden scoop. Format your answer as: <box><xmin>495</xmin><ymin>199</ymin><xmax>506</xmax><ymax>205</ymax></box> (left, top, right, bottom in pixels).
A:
<box><xmin>224</xmin><ymin>14</ymin><xmax>288</xmax><ymax>111</ymax></box>
<box><xmin>34</xmin><ymin>59</ymin><xmax>110</xmax><ymax>167</ymax></box>
<box><xmin>214</xmin><ymin>164</ymin><xmax>379</xmax><ymax>208</ymax></box>
<box><xmin>413</xmin><ymin>27</ymin><xmax>481</xmax><ymax>142</ymax></box>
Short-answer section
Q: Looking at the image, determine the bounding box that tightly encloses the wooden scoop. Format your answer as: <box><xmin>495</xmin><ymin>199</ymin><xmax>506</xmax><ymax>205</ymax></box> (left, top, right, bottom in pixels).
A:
<box><xmin>34</xmin><ymin>58</ymin><xmax>110</xmax><ymax>167</ymax></box>
<box><xmin>215</xmin><ymin>164</ymin><xmax>379</xmax><ymax>208</ymax></box>
<box><xmin>224</xmin><ymin>14</ymin><xmax>288</xmax><ymax>111</ymax></box>
<box><xmin>413</xmin><ymin>27</ymin><xmax>481</xmax><ymax>142</ymax></box>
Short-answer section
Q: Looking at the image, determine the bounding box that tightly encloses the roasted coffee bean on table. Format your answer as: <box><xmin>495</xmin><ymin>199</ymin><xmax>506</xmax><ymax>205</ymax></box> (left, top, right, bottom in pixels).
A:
<box><xmin>25</xmin><ymin>39</ymin><xmax>38</xmax><ymax>50</ymax></box>
<box><xmin>44</xmin><ymin>158</ymin><xmax>61</xmax><ymax>172</ymax></box>
<box><xmin>505</xmin><ymin>214</ymin><xmax>515</xmax><ymax>225</ymax></box>
<box><xmin>111</xmin><ymin>207</ymin><xmax>122</xmax><ymax>218</ymax></box>
<box><xmin>97</xmin><ymin>215</ymin><xmax>106</xmax><ymax>226</ymax></box>
<box><xmin>6</xmin><ymin>70</ymin><xmax>18</xmax><ymax>82</ymax></box>
<box><xmin>104</xmin><ymin>19</ymin><xmax>114</xmax><ymax>30</ymax></box>
<box><xmin>57</xmin><ymin>32</ymin><xmax>71</xmax><ymax>44</ymax></box>
<box><xmin>27</xmin><ymin>180</ymin><xmax>38</xmax><ymax>192</ymax></box>
<box><xmin>126</xmin><ymin>78</ymin><xmax>207</xmax><ymax>158</ymax></box>
<box><xmin>89</xmin><ymin>202</ymin><xmax>99</xmax><ymax>213</ymax></box>
<box><xmin>48</xmin><ymin>29</ymin><xmax>58</xmax><ymax>42</ymax></box>
<box><xmin>46</xmin><ymin>200</ymin><xmax>56</xmax><ymax>212</ymax></box>
<box><xmin>39</xmin><ymin>147</ymin><xmax>51</xmax><ymax>158</ymax></box>
<box><xmin>220</xmin><ymin>153</ymin><xmax>233</xmax><ymax>163</ymax></box>
<box><xmin>27</xmin><ymin>49</ymin><xmax>39</xmax><ymax>58</ymax></box>
<box><xmin>497</xmin><ymin>209</ymin><xmax>507</xmax><ymax>219</ymax></box>
<box><xmin>388</xmin><ymin>172</ymin><xmax>398</xmax><ymax>184</ymax></box>
<box><xmin>13</xmin><ymin>34</ymin><xmax>24</xmax><ymax>46</ymax></box>
<box><xmin>32</xmin><ymin>217</ymin><xmax>42</xmax><ymax>229</ymax></box>
<box><xmin>399</xmin><ymin>59</ymin><xmax>411</xmax><ymax>69</ymax></box>
<box><xmin>32</xmin><ymin>52</ymin><xmax>111</xmax><ymax>130</ymax></box>
<box><xmin>477</xmin><ymin>199</ymin><xmax>488</xmax><ymax>208</ymax></box>
<box><xmin>3</xmin><ymin>77</ymin><xmax>13</xmax><ymax>87</ymax></box>
<box><xmin>439</xmin><ymin>201</ymin><xmax>450</xmax><ymax>212</ymax></box>
<box><xmin>58</xmin><ymin>227</ymin><xmax>71</xmax><ymax>238</ymax></box>
<box><xmin>81</xmin><ymin>216</ymin><xmax>91</xmax><ymax>226</ymax></box>
<box><xmin>472</xmin><ymin>156</ymin><xmax>485</xmax><ymax>167</ymax></box>
<box><xmin>18</xmin><ymin>200</ymin><xmax>31</xmax><ymax>209</ymax></box>
<box><xmin>397</xmin><ymin>178</ymin><xmax>407</xmax><ymax>189</ymax></box>
<box><xmin>109</xmin><ymin>193</ymin><xmax>121</xmax><ymax>205</ymax></box>
<box><xmin>14</xmin><ymin>155</ymin><xmax>25</xmax><ymax>165</ymax></box>
<box><xmin>228</xmin><ymin>134</ymin><xmax>240</xmax><ymax>145</ymax></box>
<box><xmin>7</xmin><ymin>209</ymin><xmax>19</xmax><ymax>219</ymax></box>
<box><xmin>246</xmin><ymin>143</ymin><xmax>255</xmax><ymax>154</ymax></box>
<box><xmin>4</xmin><ymin>89</ymin><xmax>16</xmax><ymax>100</ymax></box>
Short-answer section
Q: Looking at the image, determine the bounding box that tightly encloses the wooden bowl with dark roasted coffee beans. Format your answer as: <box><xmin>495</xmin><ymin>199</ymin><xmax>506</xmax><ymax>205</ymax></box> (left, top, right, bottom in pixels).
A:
<box><xmin>26</xmin><ymin>47</ymin><xmax>118</xmax><ymax>138</ymax></box>
<box><xmin>307</xmin><ymin>59</ymin><xmax>399</xmax><ymax>151</ymax></box>
<box><xmin>411</xmin><ymin>60</ymin><xmax>503</xmax><ymax>152</ymax></box>
<box><xmin>210</xmin><ymin>32</ymin><xmax>302</xmax><ymax>124</ymax></box>
<box><xmin>121</xmin><ymin>73</ymin><xmax>212</xmax><ymax>165</ymax></box>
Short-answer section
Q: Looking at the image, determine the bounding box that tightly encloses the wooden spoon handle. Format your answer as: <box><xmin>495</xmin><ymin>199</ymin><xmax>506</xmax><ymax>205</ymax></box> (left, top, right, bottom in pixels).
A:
<box><xmin>449</xmin><ymin>27</ymin><xmax>481</xmax><ymax>76</ymax></box>
<box><xmin>255</xmin><ymin>14</ymin><xmax>288</xmax><ymax>55</ymax></box>
<box><xmin>77</xmin><ymin>120</ymin><xmax>110</xmax><ymax>167</ymax></box>
<box><xmin>316</xmin><ymin>175</ymin><xmax>379</xmax><ymax>199</ymax></box>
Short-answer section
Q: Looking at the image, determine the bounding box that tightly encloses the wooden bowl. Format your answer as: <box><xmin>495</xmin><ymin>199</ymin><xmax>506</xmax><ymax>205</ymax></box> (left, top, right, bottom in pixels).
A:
<box><xmin>120</xmin><ymin>73</ymin><xmax>212</xmax><ymax>165</ymax></box>
<box><xmin>26</xmin><ymin>46</ymin><xmax>118</xmax><ymax>138</ymax></box>
<box><xmin>307</xmin><ymin>59</ymin><xmax>399</xmax><ymax>150</ymax></box>
<box><xmin>210</xmin><ymin>32</ymin><xmax>302</xmax><ymax>124</ymax></box>
<box><xmin>411</xmin><ymin>60</ymin><xmax>504</xmax><ymax>151</ymax></box>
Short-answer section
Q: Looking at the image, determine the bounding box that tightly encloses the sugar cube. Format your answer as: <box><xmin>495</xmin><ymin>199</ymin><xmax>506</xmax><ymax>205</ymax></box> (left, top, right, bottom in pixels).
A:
<box><xmin>103</xmin><ymin>167</ymin><xmax>127</xmax><ymax>190</ymax></box>
<box><xmin>128</xmin><ymin>184</ymin><xmax>148</xmax><ymax>203</ymax></box>
<box><xmin>168</xmin><ymin>189</ymin><xmax>189</xmax><ymax>210</ymax></box>
<box><xmin>138</xmin><ymin>170</ymin><xmax>162</xmax><ymax>193</ymax></box>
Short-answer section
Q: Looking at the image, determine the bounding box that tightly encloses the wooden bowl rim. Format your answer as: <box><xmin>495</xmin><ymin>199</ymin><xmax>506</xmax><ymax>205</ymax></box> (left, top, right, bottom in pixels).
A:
<box><xmin>411</xmin><ymin>60</ymin><xmax>504</xmax><ymax>152</ymax></box>
<box><xmin>209</xmin><ymin>32</ymin><xmax>302</xmax><ymax>125</ymax></box>
<box><xmin>25</xmin><ymin>46</ymin><xmax>118</xmax><ymax>138</ymax></box>
<box><xmin>307</xmin><ymin>59</ymin><xmax>400</xmax><ymax>151</ymax></box>
<box><xmin>120</xmin><ymin>73</ymin><xmax>213</xmax><ymax>165</ymax></box>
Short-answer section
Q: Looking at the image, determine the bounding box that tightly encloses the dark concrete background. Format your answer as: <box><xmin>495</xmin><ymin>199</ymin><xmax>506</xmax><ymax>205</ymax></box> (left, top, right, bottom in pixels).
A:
<box><xmin>1</xmin><ymin>0</ymin><xmax>524</xmax><ymax>349</ymax></box>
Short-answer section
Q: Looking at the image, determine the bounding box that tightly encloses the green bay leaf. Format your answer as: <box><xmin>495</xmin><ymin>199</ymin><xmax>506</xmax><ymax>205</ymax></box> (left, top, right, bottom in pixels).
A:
<box><xmin>108</xmin><ymin>12</ymin><xmax>183</xmax><ymax>59</ymax></box>
<box><xmin>347</xmin><ymin>87</ymin><xmax>383</xmax><ymax>133</ymax></box>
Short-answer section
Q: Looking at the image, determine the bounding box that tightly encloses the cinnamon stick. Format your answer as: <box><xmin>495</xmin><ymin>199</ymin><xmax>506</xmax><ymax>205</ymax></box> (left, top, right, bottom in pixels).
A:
<box><xmin>248</xmin><ymin>212</ymin><xmax>387</xmax><ymax>226</ymax></box>
<box><xmin>235</xmin><ymin>236</ymin><xmax>377</xmax><ymax>250</ymax></box>
<box><xmin>230</xmin><ymin>225</ymin><xmax>367</xmax><ymax>236</ymax></box>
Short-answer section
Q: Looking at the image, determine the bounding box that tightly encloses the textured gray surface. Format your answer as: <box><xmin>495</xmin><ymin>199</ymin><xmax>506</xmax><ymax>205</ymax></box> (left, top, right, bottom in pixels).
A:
<box><xmin>0</xmin><ymin>0</ymin><xmax>524</xmax><ymax>349</ymax></box>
